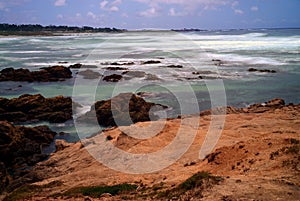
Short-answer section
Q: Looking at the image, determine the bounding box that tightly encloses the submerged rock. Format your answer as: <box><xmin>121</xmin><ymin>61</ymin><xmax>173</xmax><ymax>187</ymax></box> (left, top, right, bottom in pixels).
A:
<box><xmin>248</xmin><ymin>68</ymin><xmax>277</xmax><ymax>73</ymax></box>
<box><xmin>79</xmin><ymin>93</ymin><xmax>168</xmax><ymax>127</ymax></box>
<box><xmin>0</xmin><ymin>94</ymin><xmax>74</xmax><ymax>123</ymax></box>
<box><xmin>142</xmin><ymin>60</ymin><xmax>161</xmax><ymax>65</ymax></box>
<box><xmin>166</xmin><ymin>64</ymin><xmax>183</xmax><ymax>68</ymax></box>
<box><xmin>69</xmin><ymin>63</ymin><xmax>82</xmax><ymax>69</ymax></box>
<box><xmin>0</xmin><ymin>66</ymin><xmax>72</xmax><ymax>82</ymax></box>
<box><xmin>77</xmin><ymin>69</ymin><xmax>101</xmax><ymax>79</ymax></box>
<box><xmin>104</xmin><ymin>67</ymin><xmax>129</xmax><ymax>71</ymax></box>
<box><xmin>103</xmin><ymin>74</ymin><xmax>123</xmax><ymax>82</ymax></box>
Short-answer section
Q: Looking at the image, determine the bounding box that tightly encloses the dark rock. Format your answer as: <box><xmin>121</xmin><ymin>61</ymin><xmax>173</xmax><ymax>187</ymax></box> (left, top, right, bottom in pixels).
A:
<box><xmin>103</xmin><ymin>74</ymin><xmax>123</xmax><ymax>82</ymax></box>
<box><xmin>77</xmin><ymin>69</ymin><xmax>101</xmax><ymax>79</ymax></box>
<box><xmin>247</xmin><ymin>98</ymin><xmax>285</xmax><ymax>113</ymax></box>
<box><xmin>248</xmin><ymin>68</ymin><xmax>277</xmax><ymax>73</ymax></box>
<box><xmin>104</xmin><ymin>67</ymin><xmax>129</xmax><ymax>71</ymax></box>
<box><xmin>142</xmin><ymin>60</ymin><xmax>161</xmax><ymax>65</ymax></box>
<box><xmin>212</xmin><ymin>59</ymin><xmax>223</xmax><ymax>66</ymax></box>
<box><xmin>110</xmin><ymin>62</ymin><xmax>135</xmax><ymax>66</ymax></box>
<box><xmin>0</xmin><ymin>121</ymin><xmax>57</xmax><ymax>193</ymax></box>
<box><xmin>0</xmin><ymin>94</ymin><xmax>74</xmax><ymax>123</ymax></box>
<box><xmin>79</xmin><ymin>93</ymin><xmax>168</xmax><ymax>127</ymax></box>
<box><xmin>122</xmin><ymin>71</ymin><xmax>146</xmax><ymax>78</ymax></box>
<box><xmin>166</xmin><ymin>65</ymin><xmax>183</xmax><ymax>68</ymax></box>
<box><xmin>69</xmin><ymin>63</ymin><xmax>82</xmax><ymax>68</ymax></box>
<box><xmin>0</xmin><ymin>66</ymin><xmax>72</xmax><ymax>82</ymax></box>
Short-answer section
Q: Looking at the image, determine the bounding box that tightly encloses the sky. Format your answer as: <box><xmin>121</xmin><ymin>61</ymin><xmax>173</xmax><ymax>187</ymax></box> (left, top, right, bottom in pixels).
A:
<box><xmin>0</xmin><ymin>0</ymin><xmax>300</xmax><ymax>30</ymax></box>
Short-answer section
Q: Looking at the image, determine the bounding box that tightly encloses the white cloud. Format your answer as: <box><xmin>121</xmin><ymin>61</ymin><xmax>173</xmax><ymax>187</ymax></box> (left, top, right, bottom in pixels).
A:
<box><xmin>100</xmin><ymin>0</ymin><xmax>121</xmax><ymax>12</ymax></box>
<box><xmin>100</xmin><ymin>0</ymin><xmax>108</xmax><ymax>9</ymax></box>
<box><xmin>231</xmin><ymin>0</ymin><xmax>243</xmax><ymax>15</ymax></box>
<box><xmin>54</xmin><ymin>0</ymin><xmax>66</xmax><ymax>6</ymax></box>
<box><xmin>234</xmin><ymin>9</ymin><xmax>243</xmax><ymax>14</ymax></box>
<box><xmin>57</xmin><ymin>14</ymin><xmax>64</xmax><ymax>19</ymax></box>
<box><xmin>110</xmin><ymin>6</ymin><xmax>119</xmax><ymax>12</ymax></box>
<box><xmin>168</xmin><ymin>8</ymin><xmax>186</xmax><ymax>16</ymax></box>
<box><xmin>87</xmin><ymin>11</ymin><xmax>97</xmax><ymax>19</ymax></box>
<box><xmin>139</xmin><ymin>7</ymin><xmax>160</xmax><ymax>17</ymax></box>
<box><xmin>134</xmin><ymin>0</ymin><xmax>229</xmax><ymax>10</ymax></box>
<box><xmin>251</xmin><ymin>6</ymin><xmax>258</xmax><ymax>11</ymax></box>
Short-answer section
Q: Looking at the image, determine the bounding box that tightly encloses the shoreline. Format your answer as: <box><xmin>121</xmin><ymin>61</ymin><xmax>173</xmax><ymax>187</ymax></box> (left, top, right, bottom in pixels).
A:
<box><xmin>1</xmin><ymin>98</ymin><xmax>299</xmax><ymax>200</ymax></box>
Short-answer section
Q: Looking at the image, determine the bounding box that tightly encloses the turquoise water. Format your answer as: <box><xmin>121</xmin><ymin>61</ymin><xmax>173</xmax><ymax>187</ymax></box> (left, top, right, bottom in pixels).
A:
<box><xmin>0</xmin><ymin>29</ymin><xmax>299</xmax><ymax>140</ymax></box>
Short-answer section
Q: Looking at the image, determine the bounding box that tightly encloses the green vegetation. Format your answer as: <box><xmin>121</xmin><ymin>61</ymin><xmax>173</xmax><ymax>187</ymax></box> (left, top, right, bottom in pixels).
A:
<box><xmin>157</xmin><ymin>171</ymin><xmax>222</xmax><ymax>199</ymax></box>
<box><xmin>3</xmin><ymin>181</ymin><xmax>63</xmax><ymax>201</ymax></box>
<box><xmin>62</xmin><ymin>183</ymin><xmax>137</xmax><ymax>198</ymax></box>
<box><xmin>0</xmin><ymin>23</ymin><xmax>126</xmax><ymax>36</ymax></box>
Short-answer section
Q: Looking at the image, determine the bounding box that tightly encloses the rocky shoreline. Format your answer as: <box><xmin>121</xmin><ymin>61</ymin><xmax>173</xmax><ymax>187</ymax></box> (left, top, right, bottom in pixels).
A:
<box><xmin>0</xmin><ymin>98</ymin><xmax>299</xmax><ymax>200</ymax></box>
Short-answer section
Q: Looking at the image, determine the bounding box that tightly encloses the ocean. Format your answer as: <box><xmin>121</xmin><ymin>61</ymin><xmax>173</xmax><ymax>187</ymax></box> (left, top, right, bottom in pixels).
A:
<box><xmin>0</xmin><ymin>28</ymin><xmax>299</xmax><ymax>142</ymax></box>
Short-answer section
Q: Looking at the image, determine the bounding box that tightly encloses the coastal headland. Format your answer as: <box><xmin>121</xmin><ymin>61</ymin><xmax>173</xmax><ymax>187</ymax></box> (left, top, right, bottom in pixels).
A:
<box><xmin>1</xmin><ymin>97</ymin><xmax>299</xmax><ymax>201</ymax></box>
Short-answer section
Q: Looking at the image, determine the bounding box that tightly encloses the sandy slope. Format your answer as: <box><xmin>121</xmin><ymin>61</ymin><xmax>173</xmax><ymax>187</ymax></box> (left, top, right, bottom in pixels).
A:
<box><xmin>3</xmin><ymin>100</ymin><xmax>300</xmax><ymax>200</ymax></box>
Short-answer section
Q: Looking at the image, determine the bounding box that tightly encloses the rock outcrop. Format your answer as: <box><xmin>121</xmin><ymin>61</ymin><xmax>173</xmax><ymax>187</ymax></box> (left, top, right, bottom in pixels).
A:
<box><xmin>0</xmin><ymin>94</ymin><xmax>74</xmax><ymax>123</ymax></box>
<box><xmin>0</xmin><ymin>66</ymin><xmax>72</xmax><ymax>82</ymax></box>
<box><xmin>0</xmin><ymin>121</ymin><xmax>57</xmax><ymax>193</ymax></box>
<box><xmin>78</xmin><ymin>93</ymin><xmax>167</xmax><ymax>127</ymax></box>
<box><xmin>3</xmin><ymin>99</ymin><xmax>299</xmax><ymax>200</ymax></box>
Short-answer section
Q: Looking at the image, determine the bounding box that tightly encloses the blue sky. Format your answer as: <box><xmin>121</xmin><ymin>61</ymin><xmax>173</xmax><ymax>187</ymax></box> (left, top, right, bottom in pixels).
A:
<box><xmin>0</xmin><ymin>0</ymin><xmax>300</xmax><ymax>30</ymax></box>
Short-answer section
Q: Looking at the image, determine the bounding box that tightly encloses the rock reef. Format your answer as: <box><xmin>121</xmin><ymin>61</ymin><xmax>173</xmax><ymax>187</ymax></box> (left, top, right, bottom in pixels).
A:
<box><xmin>0</xmin><ymin>94</ymin><xmax>73</xmax><ymax>123</ymax></box>
<box><xmin>78</xmin><ymin>92</ymin><xmax>167</xmax><ymax>127</ymax></box>
<box><xmin>0</xmin><ymin>66</ymin><xmax>72</xmax><ymax>82</ymax></box>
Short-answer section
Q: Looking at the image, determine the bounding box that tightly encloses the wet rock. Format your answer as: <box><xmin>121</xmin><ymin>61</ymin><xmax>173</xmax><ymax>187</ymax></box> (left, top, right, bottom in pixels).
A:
<box><xmin>77</xmin><ymin>69</ymin><xmax>101</xmax><ymax>79</ymax></box>
<box><xmin>248</xmin><ymin>68</ymin><xmax>277</xmax><ymax>73</ymax></box>
<box><xmin>0</xmin><ymin>121</ymin><xmax>57</xmax><ymax>192</ymax></box>
<box><xmin>79</xmin><ymin>93</ymin><xmax>168</xmax><ymax>127</ymax></box>
<box><xmin>111</xmin><ymin>62</ymin><xmax>134</xmax><ymax>66</ymax></box>
<box><xmin>166</xmin><ymin>64</ymin><xmax>183</xmax><ymax>68</ymax></box>
<box><xmin>104</xmin><ymin>67</ymin><xmax>129</xmax><ymax>71</ymax></box>
<box><xmin>142</xmin><ymin>60</ymin><xmax>161</xmax><ymax>65</ymax></box>
<box><xmin>102</xmin><ymin>62</ymin><xmax>134</xmax><ymax>66</ymax></box>
<box><xmin>0</xmin><ymin>66</ymin><xmax>72</xmax><ymax>82</ymax></box>
<box><xmin>69</xmin><ymin>63</ymin><xmax>82</xmax><ymax>69</ymax></box>
<box><xmin>0</xmin><ymin>94</ymin><xmax>74</xmax><ymax>123</ymax></box>
<box><xmin>122</xmin><ymin>70</ymin><xmax>146</xmax><ymax>78</ymax></box>
<box><xmin>212</xmin><ymin>59</ymin><xmax>224</xmax><ymax>66</ymax></box>
<box><xmin>103</xmin><ymin>74</ymin><xmax>123</xmax><ymax>82</ymax></box>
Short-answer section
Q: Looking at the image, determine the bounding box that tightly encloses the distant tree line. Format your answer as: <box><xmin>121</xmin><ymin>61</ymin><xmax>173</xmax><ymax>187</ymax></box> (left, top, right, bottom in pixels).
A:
<box><xmin>0</xmin><ymin>23</ymin><xmax>126</xmax><ymax>35</ymax></box>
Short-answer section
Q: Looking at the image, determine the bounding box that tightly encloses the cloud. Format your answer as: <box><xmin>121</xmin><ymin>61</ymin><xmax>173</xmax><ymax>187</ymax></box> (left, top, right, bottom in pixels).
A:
<box><xmin>231</xmin><ymin>0</ymin><xmax>243</xmax><ymax>15</ymax></box>
<box><xmin>87</xmin><ymin>11</ymin><xmax>97</xmax><ymax>19</ymax></box>
<box><xmin>139</xmin><ymin>7</ymin><xmax>160</xmax><ymax>17</ymax></box>
<box><xmin>251</xmin><ymin>6</ymin><xmax>258</xmax><ymax>11</ymax></box>
<box><xmin>110</xmin><ymin>6</ymin><xmax>119</xmax><ymax>12</ymax></box>
<box><xmin>134</xmin><ymin>0</ymin><xmax>229</xmax><ymax>11</ymax></box>
<box><xmin>57</xmin><ymin>14</ymin><xmax>64</xmax><ymax>19</ymax></box>
<box><xmin>54</xmin><ymin>0</ymin><xmax>66</xmax><ymax>6</ymax></box>
<box><xmin>168</xmin><ymin>8</ymin><xmax>186</xmax><ymax>16</ymax></box>
<box><xmin>234</xmin><ymin>9</ymin><xmax>243</xmax><ymax>14</ymax></box>
<box><xmin>100</xmin><ymin>0</ymin><xmax>122</xmax><ymax>12</ymax></box>
<box><xmin>100</xmin><ymin>0</ymin><xmax>108</xmax><ymax>9</ymax></box>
